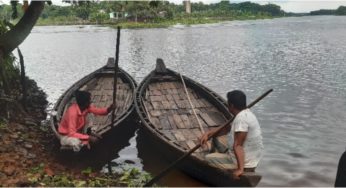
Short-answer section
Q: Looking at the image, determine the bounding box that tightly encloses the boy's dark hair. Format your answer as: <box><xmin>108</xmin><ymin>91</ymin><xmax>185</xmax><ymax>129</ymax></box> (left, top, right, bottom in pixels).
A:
<box><xmin>75</xmin><ymin>90</ymin><xmax>91</xmax><ymax>107</ymax></box>
<box><xmin>227</xmin><ymin>90</ymin><xmax>246</xmax><ymax>110</ymax></box>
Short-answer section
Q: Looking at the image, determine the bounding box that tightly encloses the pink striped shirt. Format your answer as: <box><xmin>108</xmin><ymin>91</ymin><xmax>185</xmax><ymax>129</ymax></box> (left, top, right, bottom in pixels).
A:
<box><xmin>58</xmin><ymin>103</ymin><xmax>108</xmax><ymax>140</ymax></box>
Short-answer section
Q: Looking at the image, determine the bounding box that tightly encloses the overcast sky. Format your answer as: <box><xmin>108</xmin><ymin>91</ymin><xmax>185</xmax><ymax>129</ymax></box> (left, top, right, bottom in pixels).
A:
<box><xmin>1</xmin><ymin>0</ymin><xmax>346</xmax><ymax>13</ymax></box>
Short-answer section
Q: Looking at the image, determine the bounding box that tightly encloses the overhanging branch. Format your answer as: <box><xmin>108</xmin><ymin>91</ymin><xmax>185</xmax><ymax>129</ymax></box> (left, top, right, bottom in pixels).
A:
<box><xmin>0</xmin><ymin>1</ymin><xmax>45</xmax><ymax>56</ymax></box>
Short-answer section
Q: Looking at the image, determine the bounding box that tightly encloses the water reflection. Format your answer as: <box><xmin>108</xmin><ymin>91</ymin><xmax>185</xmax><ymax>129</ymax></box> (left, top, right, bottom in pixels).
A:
<box><xmin>101</xmin><ymin>130</ymin><xmax>143</xmax><ymax>174</ymax></box>
<box><xmin>99</xmin><ymin>128</ymin><xmax>205</xmax><ymax>187</ymax></box>
<box><xmin>135</xmin><ymin>128</ymin><xmax>205</xmax><ymax>187</ymax></box>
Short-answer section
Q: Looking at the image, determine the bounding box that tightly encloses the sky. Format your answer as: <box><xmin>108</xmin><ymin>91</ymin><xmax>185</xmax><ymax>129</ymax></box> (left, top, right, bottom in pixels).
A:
<box><xmin>1</xmin><ymin>0</ymin><xmax>346</xmax><ymax>13</ymax></box>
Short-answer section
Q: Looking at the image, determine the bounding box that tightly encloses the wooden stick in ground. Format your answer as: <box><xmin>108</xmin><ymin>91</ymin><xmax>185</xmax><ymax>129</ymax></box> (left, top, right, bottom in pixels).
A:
<box><xmin>144</xmin><ymin>89</ymin><xmax>273</xmax><ymax>187</ymax></box>
<box><xmin>111</xmin><ymin>26</ymin><xmax>121</xmax><ymax>123</ymax></box>
<box><xmin>108</xmin><ymin>26</ymin><xmax>121</xmax><ymax>176</ymax></box>
<box><xmin>17</xmin><ymin>48</ymin><xmax>27</xmax><ymax>111</ymax></box>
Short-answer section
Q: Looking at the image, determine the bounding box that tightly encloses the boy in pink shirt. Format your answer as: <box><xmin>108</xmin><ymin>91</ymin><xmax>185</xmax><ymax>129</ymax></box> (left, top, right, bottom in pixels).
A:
<box><xmin>58</xmin><ymin>90</ymin><xmax>113</xmax><ymax>151</ymax></box>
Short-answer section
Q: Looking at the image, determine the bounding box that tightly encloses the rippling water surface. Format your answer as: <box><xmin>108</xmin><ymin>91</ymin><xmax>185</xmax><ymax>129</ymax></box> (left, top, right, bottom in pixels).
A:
<box><xmin>18</xmin><ymin>16</ymin><xmax>346</xmax><ymax>186</ymax></box>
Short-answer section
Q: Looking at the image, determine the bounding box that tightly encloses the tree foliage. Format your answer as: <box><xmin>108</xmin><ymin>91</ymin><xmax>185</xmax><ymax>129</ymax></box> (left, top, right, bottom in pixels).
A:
<box><xmin>310</xmin><ymin>9</ymin><xmax>336</xmax><ymax>15</ymax></box>
<box><xmin>0</xmin><ymin>20</ymin><xmax>20</xmax><ymax>94</ymax></box>
<box><xmin>40</xmin><ymin>5</ymin><xmax>72</xmax><ymax>19</ymax></box>
<box><xmin>0</xmin><ymin>1</ymin><xmax>45</xmax><ymax>98</ymax></box>
<box><xmin>0</xmin><ymin>0</ymin><xmax>285</xmax><ymax>25</ymax></box>
<box><xmin>336</xmin><ymin>6</ymin><xmax>346</xmax><ymax>15</ymax></box>
<box><xmin>309</xmin><ymin>5</ymin><xmax>346</xmax><ymax>15</ymax></box>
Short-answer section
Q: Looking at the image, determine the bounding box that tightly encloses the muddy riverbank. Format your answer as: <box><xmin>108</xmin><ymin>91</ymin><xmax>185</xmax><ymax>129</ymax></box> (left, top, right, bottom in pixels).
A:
<box><xmin>0</xmin><ymin>78</ymin><xmax>146</xmax><ymax>186</ymax></box>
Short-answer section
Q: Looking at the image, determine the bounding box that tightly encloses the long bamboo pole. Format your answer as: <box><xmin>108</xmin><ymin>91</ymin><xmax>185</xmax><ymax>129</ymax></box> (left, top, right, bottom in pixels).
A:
<box><xmin>108</xmin><ymin>26</ymin><xmax>121</xmax><ymax>176</ymax></box>
<box><xmin>111</xmin><ymin>26</ymin><xmax>121</xmax><ymax>123</ymax></box>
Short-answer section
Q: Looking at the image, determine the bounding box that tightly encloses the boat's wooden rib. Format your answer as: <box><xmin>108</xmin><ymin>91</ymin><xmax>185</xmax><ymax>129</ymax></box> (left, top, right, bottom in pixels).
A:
<box><xmin>50</xmin><ymin>58</ymin><xmax>137</xmax><ymax>146</ymax></box>
<box><xmin>135</xmin><ymin>59</ymin><xmax>261</xmax><ymax>186</ymax></box>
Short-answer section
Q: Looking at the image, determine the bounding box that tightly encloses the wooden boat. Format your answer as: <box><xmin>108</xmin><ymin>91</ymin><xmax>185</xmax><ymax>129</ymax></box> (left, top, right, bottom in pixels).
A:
<box><xmin>135</xmin><ymin>59</ymin><xmax>261</xmax><ymax>186</ymax></box>
<box><xmin>50</xmin><ymin>58</ymin><xmax>137</xmax><ymax>147</ymax></box>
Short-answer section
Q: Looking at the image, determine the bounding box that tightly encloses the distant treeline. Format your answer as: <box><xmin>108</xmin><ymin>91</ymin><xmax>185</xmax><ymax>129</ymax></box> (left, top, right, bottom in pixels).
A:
<box><xmin>185</xmin><ymin>1</ymin><xmax>284</xmax><ymax>16</ymax></box>
<box><xmin>0</xmin><ymin>1</ymin><xmax>285</xmax><ymax>23</ymax></box>
<box><xmin>310</xmin><ymin>6</ymin><xmax>346</xmax><ymax>15</ymax></box>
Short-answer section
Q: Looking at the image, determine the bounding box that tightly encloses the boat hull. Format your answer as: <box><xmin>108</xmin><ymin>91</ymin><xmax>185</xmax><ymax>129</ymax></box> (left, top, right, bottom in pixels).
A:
<box><xmin>135</xmin><ymin>59</ymin><xmax>261</xmax><ymax>186</ymax></box>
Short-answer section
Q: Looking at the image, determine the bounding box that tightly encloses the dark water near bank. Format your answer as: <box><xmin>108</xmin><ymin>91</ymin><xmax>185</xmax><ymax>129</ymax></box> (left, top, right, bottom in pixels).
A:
<box><xmin>18</xmin><ymin>16</ymin><xmax>346</xmax><ymax>186</ymax></box>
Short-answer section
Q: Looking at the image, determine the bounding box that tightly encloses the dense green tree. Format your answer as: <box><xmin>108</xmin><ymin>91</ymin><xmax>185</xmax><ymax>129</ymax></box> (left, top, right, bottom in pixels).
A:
<box><xmin>73</xmin><ymin>1</ymin><xmax>92</xmax><ymax>20</ymax></box>
<box><xmin>40</xmin><ymin>5</ymin><xmax>72</xmax><ymax>19</ymax></box>
<box><xmin>217</xmin><ymin>0</ymin><xmax>231</xmax><ymax>11</ymax></box>
<box><xmin>309</xmin><ymin>6</ymin><xmax>346</xmax><ymax>15</ymax></box>
<box><xmin>261</xmin><ymin>4</ymin><xmax>283</xmax><ymax>16</ymax></box>
<box><xmin>0</xmin><ymin>4</ymin><xmax>14</xmax><ymax>20</ymax></box>
<box><xmin>336</xmin><ymin>6</ymin><xmax>346</xmax><ymax>15</ymax></box>
<box><xmin>310</xmin><ymin>9</ymin><xmax>336</xmax><ymax>15</ymax></box>
<box><xmin>191</xmin><ymin>2</ymin><xmax>209</xmax><ymax>12</ymax></box>
<box><xmin>125</xmin><ymin>1</ymin><xmax>164</xmax><ymax>21</ymax></box>
<box><xmin>236</xmin><ymin>1</ymin><xmax>262</xmax><ymax>13</ymax></box>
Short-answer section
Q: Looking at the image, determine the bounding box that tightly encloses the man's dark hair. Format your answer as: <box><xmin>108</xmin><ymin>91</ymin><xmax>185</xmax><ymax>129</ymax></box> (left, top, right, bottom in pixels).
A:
<box><xmin>227</xmin><ymin>90</ymin><xmax>246</xmax><ymax>110</ymax></box>
<box><xmin>75</xmin><ymin>90</ymin><xmax>91</xmax><ymax>107</ymax></box>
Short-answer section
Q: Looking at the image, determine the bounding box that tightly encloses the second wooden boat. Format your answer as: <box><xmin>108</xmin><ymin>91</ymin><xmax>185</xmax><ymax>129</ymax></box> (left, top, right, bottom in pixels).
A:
<box><xmin>135</xmin><ymin>59</ymin><xmax>261</xmax><ymax>186</ymax></box>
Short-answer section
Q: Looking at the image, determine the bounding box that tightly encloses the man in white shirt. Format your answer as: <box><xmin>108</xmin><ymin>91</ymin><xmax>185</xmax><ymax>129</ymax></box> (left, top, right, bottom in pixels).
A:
<box><xmin>200</xmin><ymin>90</ymin><xmax>263</xmax><ymax>179</ymax></box>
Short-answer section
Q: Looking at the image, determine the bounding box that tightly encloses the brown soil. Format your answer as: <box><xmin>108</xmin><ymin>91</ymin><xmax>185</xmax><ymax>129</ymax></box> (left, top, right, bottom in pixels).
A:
<box><xmin>0</xmin><ymin>78</ymin><xmax>99</xmax><ymax>186</ymax></box>
<box><xmin>0</xmin><ymin>77</ymin><xmax>143</xmax><ymax>186</ymax></box>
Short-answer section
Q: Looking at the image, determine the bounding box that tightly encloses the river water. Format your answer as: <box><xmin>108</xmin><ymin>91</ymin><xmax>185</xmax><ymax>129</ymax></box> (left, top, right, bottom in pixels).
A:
<box><xmin>17</xmin><ymin>16</ymin><xmax>346</xmax><ymax>186</ymax></box>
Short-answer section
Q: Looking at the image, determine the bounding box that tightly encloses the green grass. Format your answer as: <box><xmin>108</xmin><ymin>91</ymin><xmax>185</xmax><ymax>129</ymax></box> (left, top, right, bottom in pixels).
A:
<box><xmin>0</xmin><ymin>117</ymin><xmax>9</xmax><ymax>130</ymax></box>
<box><xmin>26</xmin><ymin>164</ymin><xmax>154</xmax><ymax>187</ymax></box>
<box><xmin>35</xmin><ymin>15</ymin><xmax>275</xmax><ymax>29</ymax></box>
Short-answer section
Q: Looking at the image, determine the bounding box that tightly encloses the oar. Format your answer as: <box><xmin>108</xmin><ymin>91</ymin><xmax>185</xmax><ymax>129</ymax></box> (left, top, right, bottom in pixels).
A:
<box><xmin>108</xmin><ymin>26</ymin><xmax>121</xmax><ymax>175</ymax></box>
<box><xmin>144</xmin><ymin>89</ymin><xmax>273</xmax><ymax>187</ymax></box>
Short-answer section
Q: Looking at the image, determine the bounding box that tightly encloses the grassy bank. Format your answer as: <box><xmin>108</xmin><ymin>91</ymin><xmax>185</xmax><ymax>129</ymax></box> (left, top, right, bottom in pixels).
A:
<box><xmin>35</xmin><ymin>15</ymin><xmax>274</xmax><ymax>29</ymax></box>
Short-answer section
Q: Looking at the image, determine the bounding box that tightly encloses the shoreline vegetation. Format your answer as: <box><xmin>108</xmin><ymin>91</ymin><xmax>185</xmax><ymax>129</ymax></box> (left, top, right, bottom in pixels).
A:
<box><xmin>2</xmin><ymin>2</ymin><xmax>345</xmax><ymax>29</ymax></box>
<box><xmin>2</xmin><ymin>1</ymin><xmax>286</xmax><ymax>29</ymax></box>
<box><xmin>35</xmin><ymin>15</ymin><xmax>274</xmax><ymax>29</ymax></box>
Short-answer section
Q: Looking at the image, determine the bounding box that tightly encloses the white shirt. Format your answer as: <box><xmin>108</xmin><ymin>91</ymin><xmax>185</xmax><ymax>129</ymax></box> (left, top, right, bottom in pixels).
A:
<box><xmin>228</xmin><ymin>109</ymin><xmax>263</xmax><ymax>168</ymax></box>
